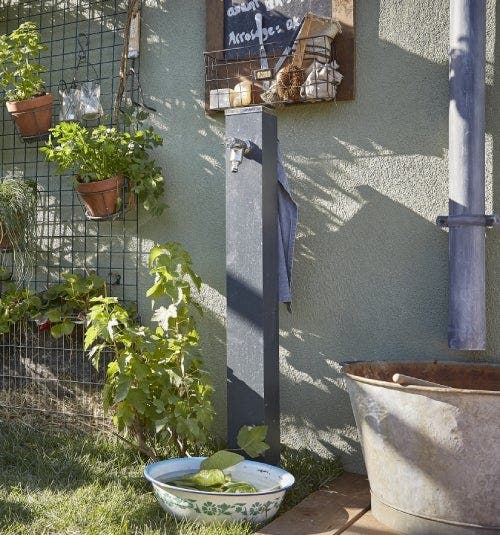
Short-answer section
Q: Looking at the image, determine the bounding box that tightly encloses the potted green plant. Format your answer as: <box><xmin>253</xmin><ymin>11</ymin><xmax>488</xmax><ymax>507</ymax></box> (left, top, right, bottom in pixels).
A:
<box><xmin>0</xmin><ymin>22</ymin><xmax>53</xmax><ymax>139</ymax></box>
<box><xmin>0</xmin><ymin>178</ymin><xmax>37</xmax><ymax>284</ymax></box>
<box><xmin>40</xmin><ymin>111</ymin><xmax>166</xmax><ymax>218</ymax></box>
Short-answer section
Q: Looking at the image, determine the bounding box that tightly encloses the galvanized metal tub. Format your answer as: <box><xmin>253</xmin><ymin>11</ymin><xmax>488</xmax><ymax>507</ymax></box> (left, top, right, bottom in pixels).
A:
<box><xmin>344</xmin><ymin>361</ymin><xmax>500</xmax><ymax>535</ymax></box>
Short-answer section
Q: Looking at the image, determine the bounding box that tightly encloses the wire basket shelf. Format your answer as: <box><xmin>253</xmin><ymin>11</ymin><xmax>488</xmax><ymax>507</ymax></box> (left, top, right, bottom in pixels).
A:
<box><xmin>205</xmin><ymin>35</ymin><xmax>342</xmax><ymax>111</ymax></box>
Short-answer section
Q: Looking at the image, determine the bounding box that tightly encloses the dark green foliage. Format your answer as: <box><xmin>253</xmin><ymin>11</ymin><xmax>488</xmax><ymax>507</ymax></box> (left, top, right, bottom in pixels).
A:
<box><xmin>36</xmin><ymin>272</ymin><xmax>107</xmax><ymax>338</ymax></box>
<box><xmin>0</xmin><ymin>272</ymin><xmax>106</xmax><ymax>337</ymax></box>
<box><xmin>0</xmin><ymin>287</ymin><xmax>41</xmax><ymax>334</ymax></box>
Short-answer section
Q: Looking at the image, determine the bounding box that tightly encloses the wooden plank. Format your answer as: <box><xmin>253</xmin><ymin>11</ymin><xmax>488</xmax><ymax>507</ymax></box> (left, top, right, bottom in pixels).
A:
<box><xmin>255</xmin><ymin>473</ymin><xmax>370</xmax><ymax>535</ymax></box>
<box><xmin>205</xmin><ymin>0</ymin><xmax>224</xmax><ymax>53</ymax></box>
<box><xmin>205</xmin><ymin>0</ymin><xmax>225</xmax><ymax>112</ymax></box>
<box><xmin>334</xmin><ymin>0</ymin><xmax>356</xmax><ymax>100</ymax></box>
<box><xmin>341</xmin><ymin>510</ymin><xmax>404</xmax><ymax>534</ymax></box>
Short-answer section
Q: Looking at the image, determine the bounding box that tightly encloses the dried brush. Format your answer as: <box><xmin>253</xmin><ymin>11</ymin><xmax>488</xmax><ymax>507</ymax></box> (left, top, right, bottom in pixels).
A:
<box><xmin>276</xmin><ymin>64</ymin><xmax>306</xmax><ymax>101</ymax></box>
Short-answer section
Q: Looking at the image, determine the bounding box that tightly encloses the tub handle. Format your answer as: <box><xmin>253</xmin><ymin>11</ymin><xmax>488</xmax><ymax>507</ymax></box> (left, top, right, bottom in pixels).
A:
<box><xmin>392</xmin><ymin>373</ymin><xmax>451</xmax><ymax>389</ymax></box>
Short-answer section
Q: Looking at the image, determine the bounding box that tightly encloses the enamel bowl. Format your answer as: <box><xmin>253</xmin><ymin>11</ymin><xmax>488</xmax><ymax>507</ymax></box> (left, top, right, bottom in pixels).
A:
<box><xmin>144</xmin><ymin>457</ymin><xmax>294</xmax><ymax>524</ymax></box>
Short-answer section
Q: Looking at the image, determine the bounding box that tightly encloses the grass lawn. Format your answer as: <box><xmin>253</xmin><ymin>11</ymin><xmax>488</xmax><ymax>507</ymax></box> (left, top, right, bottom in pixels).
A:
<box><xmin>0</xmin><ymin>420</ymin><xmax>342</xmax><ymax>535</ymax></box>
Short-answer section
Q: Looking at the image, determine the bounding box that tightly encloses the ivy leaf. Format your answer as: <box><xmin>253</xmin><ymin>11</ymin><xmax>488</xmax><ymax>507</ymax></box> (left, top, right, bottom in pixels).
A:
<box><xmin>47</xmin><ymin>308</ymin><xmax>62</xmax><ymax>322</ymax></box>
<box><xmin>201</xmin><ymin>450</ymin><xmax>244</xmax><ymax>471</ymax></box>
<box><xmin>237</xmin><ymin>425</ymin><xmax>269</xmax><ymax>458</ymax></box>
<box><xmin>107</xmin><ymin>318</ymin><xmax>119</xmax><ymax>338</ymax></box>
<box><xmin>154</xmin><ymin>416</ymin><xmax>169</xmax><ymax>433</ymax></box>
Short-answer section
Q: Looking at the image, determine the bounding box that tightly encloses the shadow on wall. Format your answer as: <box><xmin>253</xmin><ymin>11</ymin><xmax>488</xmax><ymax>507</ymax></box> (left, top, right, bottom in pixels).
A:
<box><xmin>279</xmin><ymin>186</ymin><xmax>450</xmax><ymax>470</ymax></box>
<box><xmin>137</xmin><ymin>0</ymin><xmax>499</xmax><ymax>472</ymax></box>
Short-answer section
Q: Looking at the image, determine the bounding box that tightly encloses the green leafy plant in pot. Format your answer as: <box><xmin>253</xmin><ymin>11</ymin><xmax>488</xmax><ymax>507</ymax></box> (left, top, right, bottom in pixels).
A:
<box><xmin>0</xmin><ymin>178</ymin><xmax>37</xmax><ymax>284</ymax></box>
<box><xmin>0</xmin><ymin>22</ymin><xmax>53</xmax><ymax>139</ymax></box>
<box><xmin>40</xmin><ymin>111</ymin><xmax>166</xmax><ymax>218</ymax></box>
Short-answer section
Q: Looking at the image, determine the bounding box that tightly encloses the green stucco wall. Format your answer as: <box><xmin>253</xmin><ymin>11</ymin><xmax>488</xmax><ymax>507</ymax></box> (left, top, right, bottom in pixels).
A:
<box><xmin>137</xmin><ymin>0</ymin><xmax>499</xmax><ymax>472</ymax></box>
<box><xmin>6</xmin><ymin>0</ymin><xmax>496</xmax><ymax>474</ymax></box>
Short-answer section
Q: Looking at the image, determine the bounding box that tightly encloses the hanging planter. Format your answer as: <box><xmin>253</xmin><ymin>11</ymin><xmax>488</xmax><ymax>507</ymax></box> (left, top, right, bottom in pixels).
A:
<box><xmin>6</xmin><ymin>93</ymin><xmax>53</xmax><ymax>139</ymax></box>
<box><xmin>0</xmin><ymin>22</ymin><xmax>53</xmax><ymax>141</ymax></box>
<box><xmin>79</xmin><ymin>81</ymin><xmax>103</xmax><ymax>121</ymax></box>
<box><xmin>75</xmin><ymin>174</ymin><xmax>125</xmax><ymax>219</ymax></box>
<box><xmin>59</xmin><ymin>82</ymin><xmax>81</xmax><ymax>122</ymax></box>
<box><xmin>40</xmin><ymin>110</ymin><xmax>166</xmax><ymax>219</ymax></box>
<box><xmin>59</xmin><ymin>35</ymin><xmax>103</xmax><ymax>124</ymax></box>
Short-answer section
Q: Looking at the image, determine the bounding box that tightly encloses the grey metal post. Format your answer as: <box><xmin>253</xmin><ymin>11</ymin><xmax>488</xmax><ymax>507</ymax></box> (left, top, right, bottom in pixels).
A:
<box><xmin>448</xmin><ymin>0</ymin><xmax>486</xmax><ymax>350</ymax></box>
<box><xmin>225</xmin><ymin>106</ymin><xmax>280</xmax><ymax>465</ymax></box>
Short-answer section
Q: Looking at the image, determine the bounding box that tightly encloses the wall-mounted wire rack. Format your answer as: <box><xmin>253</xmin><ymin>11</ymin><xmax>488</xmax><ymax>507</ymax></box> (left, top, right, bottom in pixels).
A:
<box><xmin>0</xmin><ymin>0</ymin><xmax>139</xmax><ymax>424</ymax></box>
<box><xmin>205</xmin><ymin>34</ymin><xmax>343</xmax><ymax>111</ymax></box>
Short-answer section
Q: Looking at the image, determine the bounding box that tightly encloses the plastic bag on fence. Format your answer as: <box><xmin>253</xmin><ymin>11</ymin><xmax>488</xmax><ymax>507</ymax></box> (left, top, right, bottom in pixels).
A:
<box><xmin>80</xmin><ymin>81</ymin><xmax>103</xmax><ymax>120</ymax></box>
<box><xmin>300</xmin><ymin>60</ymin><xmax>343</xmax><ymax>100</ymax></box>
<box><xmin>59</xmin><ymin>87</ymin><xmax>81</xmax><ymax>121</ymax></box>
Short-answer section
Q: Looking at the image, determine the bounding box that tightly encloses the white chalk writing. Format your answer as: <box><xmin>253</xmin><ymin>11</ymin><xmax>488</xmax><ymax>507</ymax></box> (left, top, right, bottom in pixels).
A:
<box><xmin>227</xmin><ymin>17</ymin><xmax>299</xmax><ymax>46</ymax></box>
<box><xmin>226</xmin><ymin>0</ymin><xmax>307</xmax><ymax>17</ymax></box>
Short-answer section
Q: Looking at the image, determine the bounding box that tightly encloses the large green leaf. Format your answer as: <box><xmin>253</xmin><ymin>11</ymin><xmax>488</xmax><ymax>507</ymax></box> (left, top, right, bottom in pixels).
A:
<box><xmin>177</xmin><ymin>469</ymin><xmax>225</xmax><ymax>488</ymax></box>
<box><xmin>114</xmin><ymin>376</ymin><xmax>132</xmax><ymax>402</ymax></box>
<box><xmin>201</xmin><ymin>450</ymin><xmax>244</xmax><ymax>471</ymax></box>
<box><xmin>222</xmin><ymin>482</ymin><xmax>257</xmax><ymax>493</ymax></box>
<box><xmin>50</xmin><ymin>320</ymin><xmax>74</xmax><ymax>339</ymax></box>
<box><xmin>237</xmin><ymin>425</ymin><xmax>269</xmax><ymax>458</ymax></box>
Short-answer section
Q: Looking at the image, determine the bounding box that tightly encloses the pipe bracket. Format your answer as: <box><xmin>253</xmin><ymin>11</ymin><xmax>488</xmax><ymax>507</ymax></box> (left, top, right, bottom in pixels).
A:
<box><xmin>436</xmin><ymin>214</ymin><xmax>500</xmax><ymax>229</ymax></box>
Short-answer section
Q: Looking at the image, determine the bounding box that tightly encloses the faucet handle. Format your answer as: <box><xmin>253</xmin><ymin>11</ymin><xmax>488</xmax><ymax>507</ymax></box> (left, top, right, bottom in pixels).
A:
<box><xmin>225</xmin><ymin>137</ymin><xmax>251</xmax><ymax>153</ymax></box>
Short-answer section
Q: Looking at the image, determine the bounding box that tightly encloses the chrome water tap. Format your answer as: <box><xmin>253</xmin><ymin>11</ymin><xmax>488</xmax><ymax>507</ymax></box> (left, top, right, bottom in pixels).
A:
<box><xmin>225</xmin><ymin>137</ymin><xmax>251</xmax><ymax>173</ymax></box>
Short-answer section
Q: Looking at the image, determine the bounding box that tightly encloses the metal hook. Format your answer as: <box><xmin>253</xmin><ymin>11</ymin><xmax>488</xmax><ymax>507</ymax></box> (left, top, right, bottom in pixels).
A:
<box><xmin>76</xmin><ymin>33</ymin><xmax>88</xmax><ymax>62</ymax></box>
<box><xmin>72</xmin><ymin>33</ymin><xmax>99</xmax><ymax>83</ymax></box>
<box><xmin>127</xmin><ymin>66</ymin><xmax>156</xmax><ymax>112</ymax></box>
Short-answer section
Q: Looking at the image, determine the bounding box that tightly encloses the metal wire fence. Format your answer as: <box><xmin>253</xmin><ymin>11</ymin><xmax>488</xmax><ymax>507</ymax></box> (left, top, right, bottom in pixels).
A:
<box><xmin>0</xmin><ymin>0</ymin><xmax>138</xmax><ymax>422</ymax></box>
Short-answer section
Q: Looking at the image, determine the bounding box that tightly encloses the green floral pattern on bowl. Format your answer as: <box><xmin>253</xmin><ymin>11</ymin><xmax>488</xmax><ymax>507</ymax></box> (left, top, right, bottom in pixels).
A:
<box><xmin>155</xmin><ymin>488</ymin><xmax>282</xmax><ymax>522</ymax></box>
<box><xmin>145</xmin><ymin>457</ymin><xmax>294</xmax><ymax>525</ymax></box>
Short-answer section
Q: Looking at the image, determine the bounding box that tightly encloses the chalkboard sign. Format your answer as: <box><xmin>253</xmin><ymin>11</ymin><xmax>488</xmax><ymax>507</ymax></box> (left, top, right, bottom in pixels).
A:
<box><xmin>223</xmin><ymin>0</ymin><xmax>332</xmax><ymax>58</ymax></box>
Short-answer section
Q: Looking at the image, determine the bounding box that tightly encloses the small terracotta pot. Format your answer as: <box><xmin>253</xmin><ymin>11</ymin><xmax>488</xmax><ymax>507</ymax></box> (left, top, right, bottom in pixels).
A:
<box><xmin>75</xmin><ymin>174</ymin><xmax>125</xmax><ymax>218</ymax></box>
<box><xmin>6</xmin><ymin>93</ymin><xmax>53</xmax><ymax>138</ymax></box>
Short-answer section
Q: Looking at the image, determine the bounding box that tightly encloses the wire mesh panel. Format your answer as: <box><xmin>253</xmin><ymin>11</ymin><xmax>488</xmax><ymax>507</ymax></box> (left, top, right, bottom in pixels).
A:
<box><xmin>0</xmin><ymin>0</ymin><xmax>138</xmax><ymax>422</ymax></box>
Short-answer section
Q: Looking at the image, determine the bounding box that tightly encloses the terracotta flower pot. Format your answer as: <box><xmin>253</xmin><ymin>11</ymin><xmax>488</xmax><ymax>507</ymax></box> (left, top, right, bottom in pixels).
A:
<box><xmin>75</xmin><ymin>174</ymin><xmax>125</xmax><ymax>218</ymax></box>
<box><xmin>6</xmin><ymin>93</ymin><xmax>53</xmax><ymax>138</ymax></box>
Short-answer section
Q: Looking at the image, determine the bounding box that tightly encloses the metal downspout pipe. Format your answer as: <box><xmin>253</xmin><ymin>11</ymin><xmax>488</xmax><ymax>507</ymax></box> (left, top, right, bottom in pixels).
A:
<box><xmin>445</xmin><ymin>0</ymin><xmax>487</xmax><ymax>349</ymax></box>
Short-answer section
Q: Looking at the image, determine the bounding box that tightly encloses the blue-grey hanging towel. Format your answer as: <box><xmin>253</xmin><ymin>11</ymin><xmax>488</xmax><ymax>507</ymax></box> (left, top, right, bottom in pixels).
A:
<box><xmin>277</xmin><ymin>148</ymin><xmax>298</xmax><ymax>305</ymax></box>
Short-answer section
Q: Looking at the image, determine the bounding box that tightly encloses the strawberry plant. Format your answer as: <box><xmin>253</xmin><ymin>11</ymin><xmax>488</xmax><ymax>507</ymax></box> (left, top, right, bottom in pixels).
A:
<box><xmin>36</xmin><ymin>272</ymin><xmax>107</xmax><ymax>338</ymax></box>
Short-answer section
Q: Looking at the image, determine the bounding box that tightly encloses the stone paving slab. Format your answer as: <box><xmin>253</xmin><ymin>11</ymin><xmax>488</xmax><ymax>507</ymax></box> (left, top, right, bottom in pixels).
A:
<box><xmin>341</xmin><ymin>510</ymin><xmax>403</xmax><ymax>534</ymax></box>
<box><xmin>255</xmin><ymin>472</ymin><xmax>372</xmax><ymax>535</ymax></box>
